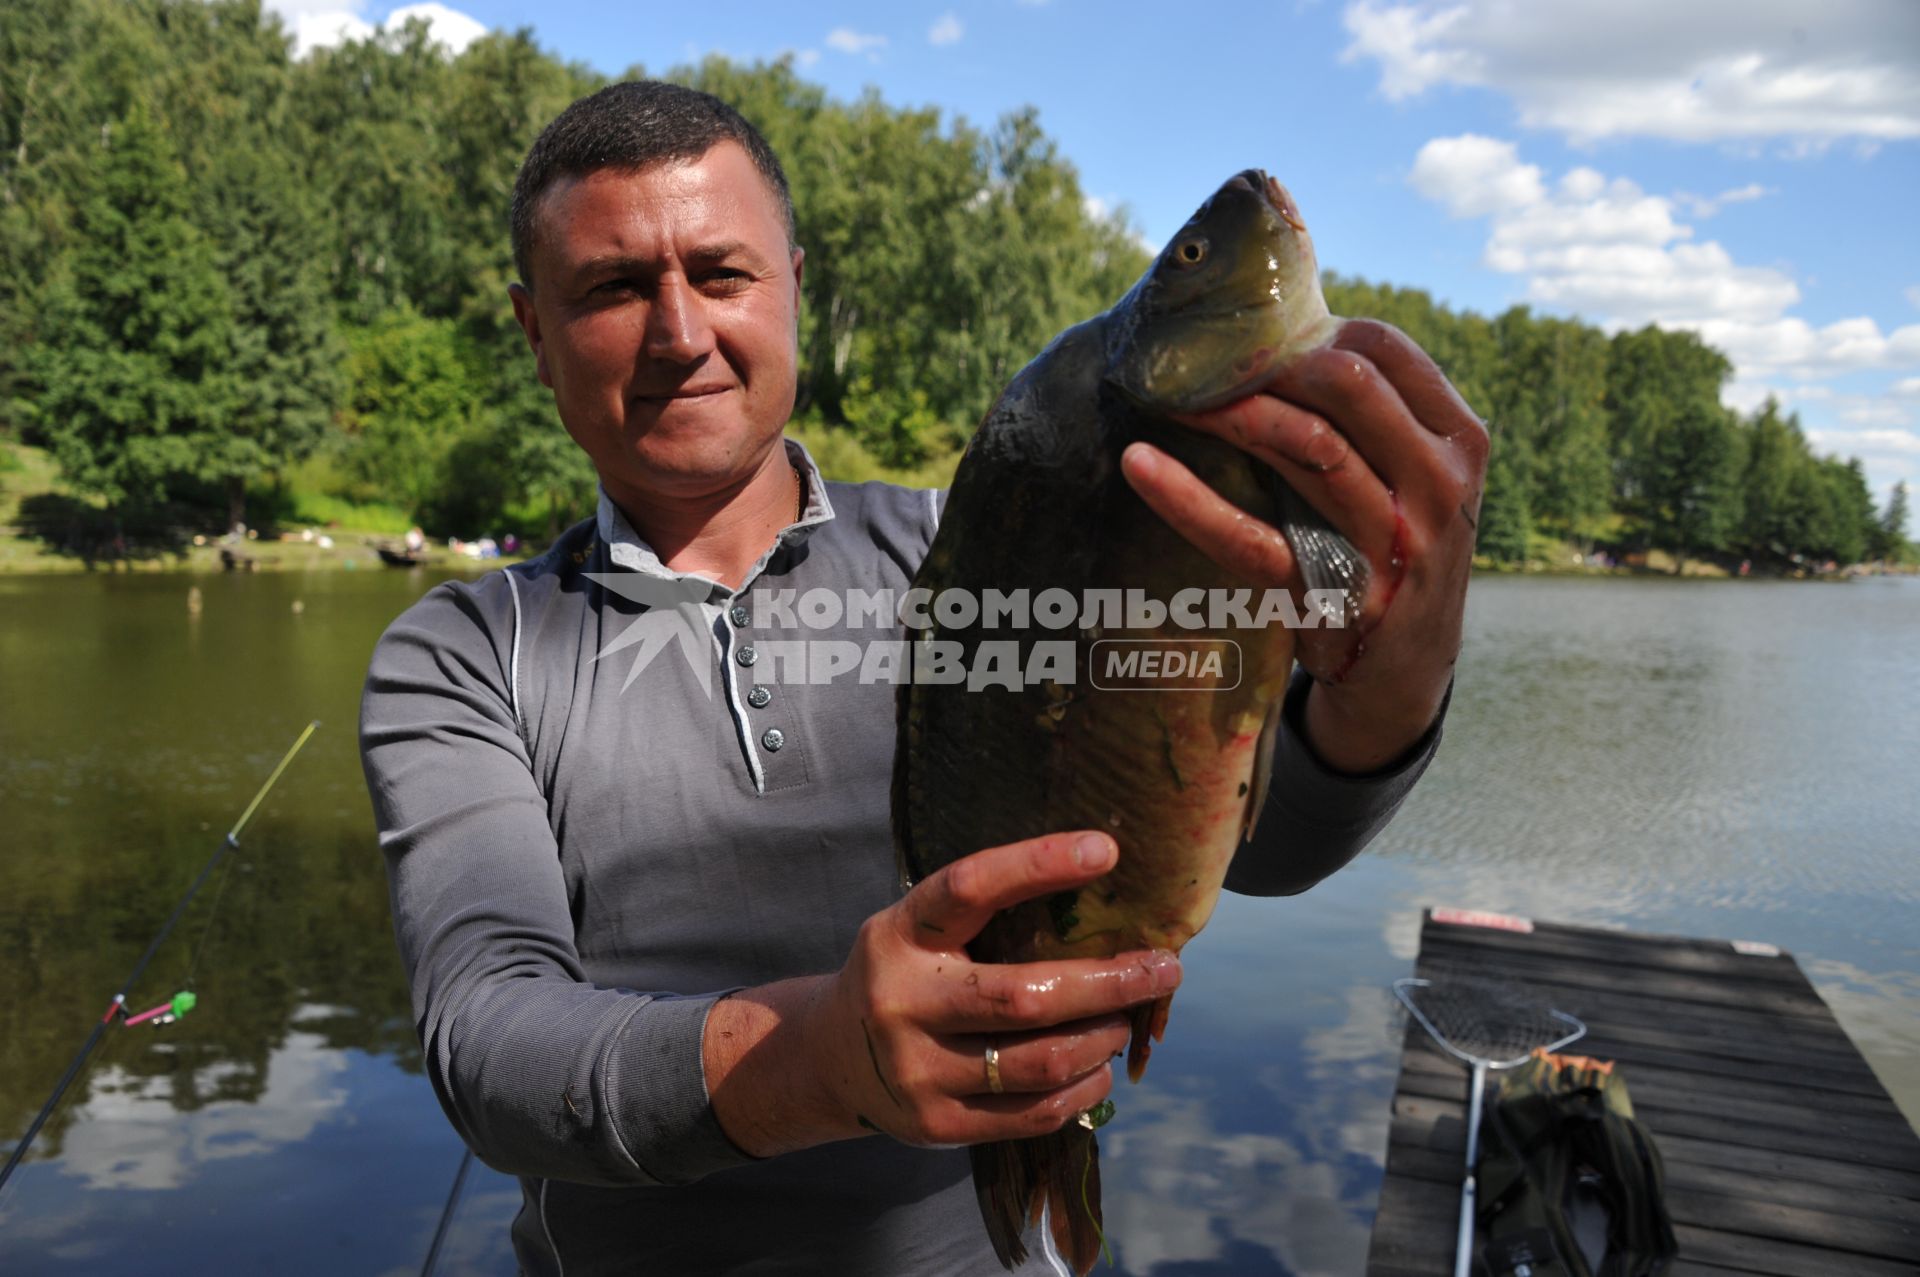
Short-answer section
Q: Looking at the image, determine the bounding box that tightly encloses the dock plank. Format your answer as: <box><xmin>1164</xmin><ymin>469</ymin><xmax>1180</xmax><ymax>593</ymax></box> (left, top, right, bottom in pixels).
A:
<box><xmin>1394</xmin><ymin>1031</ymin><xmax>1908</xmax><ymax>1120</ymax></box>
<box><xmin>1393</xmin><ymin>1050</ymin><xmax>1920</xmax><ymax>1167</ymax></box>
<box><xmin>1367</xmin><ymin>910</ymin><xmax>1920</xmax><ymax>1276</ymax></box>
<box><xmin>1381</xmin><ymin>1123</ymin><xmax>1920</xmax><ymax>1230</ymax></box>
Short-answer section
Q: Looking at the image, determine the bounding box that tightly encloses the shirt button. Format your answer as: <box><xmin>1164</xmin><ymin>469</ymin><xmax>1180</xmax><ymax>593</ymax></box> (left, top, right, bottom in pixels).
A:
<box><xmin>735</xmin><ymin>644</ymin><xmax>757</xmax><ymax>667</ymax></box>
<box><xmin>747</xmin><ymin>685</ymin><xmax>772</xmax><ymax>709</ymax></box>
<box><xmin>761</xmin><ymin>728</ymin><xmax>786</xmax><ymax>752</ymax></box>
<box><xmin>729</xmin><ymin>605</ymin><xmax>750</xmax><ymax>627</ymax></box>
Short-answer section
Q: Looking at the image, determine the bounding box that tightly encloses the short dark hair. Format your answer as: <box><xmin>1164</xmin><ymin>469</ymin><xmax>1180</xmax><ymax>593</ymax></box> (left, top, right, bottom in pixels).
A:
<box><xmin>509</xmin><ymin>80</ymin><xmax>796</xmax><ymax>289</ymax></box>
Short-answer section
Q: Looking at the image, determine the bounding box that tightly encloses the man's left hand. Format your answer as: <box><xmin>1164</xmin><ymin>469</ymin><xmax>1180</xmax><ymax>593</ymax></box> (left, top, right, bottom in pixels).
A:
<box><xmin>1120</xmin><ymin>318</ymin><xmax>1488</xmax><ymax>775</ymax></box>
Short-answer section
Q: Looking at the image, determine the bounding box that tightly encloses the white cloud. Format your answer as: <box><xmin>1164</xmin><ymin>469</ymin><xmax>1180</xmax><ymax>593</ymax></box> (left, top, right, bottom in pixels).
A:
<box><xmin>1692</xmin><ymin>316</ymin><xmax>1920</xmax><ymax>382</ymax></box>
<box><xmin>1837</xmin><ymin>402</ymin><xmax>1914</xmax><ymax>427</ymax></box>
<box><xmin>1806</xmin><ymin>424</ymin><xmax>1920</xmax><ymax>484</ymax></box>
<box><xmin>1343</xmin><ymin>0</ymin><xmax>1920</xmax><ymax>144</ymax></box>
<box><xmin>1908</xmin><ymin>286</ymin><xmax>1920</xmax><ymax>310</ymax></box>
<box><xmin>1407</xmin><ymin>133</ymin><xmax>1920</xmax><ymax>383</ymax></box>
<box><xmin>929</xmin><ymin>13</ymin><xmax>964</xmax><ymax>46</ymax></box>
<box><xmin>385</xmin><ymin>2</ymin><xmax>486</xmax><ymax>54</ymax></box>
<box><xmin>266</xmin><ymin>0</ymin><xmax>486</xmax><ymax>59</ymax></box>
<box><xmin>1724</xmin><ymin>381</ymin><xmax>1833</xmax><ymax>414</ymax></box>
<box><xmin>274</xmin><ymin>5</ymin><xmax>372</xmax><ymax>57</ymax></box>
<box><xmin>825</xmin><ymin>27</ymin><xmax>888</xmax><ymax>60</ymax></box>
<box><xmin>1408</xmin><ymin>131</ymin><xmax>1920</xmax><ymax>497</ymax></box>
<box><xmin>1675</xmin><ymin>182</ymin><xmax>1772</xmax><ymax>218</ymax></box>
<box><xmin>1407</xmin><ymin>134</ymin><xmax>1543</xmax><ymax>217</ymax></box>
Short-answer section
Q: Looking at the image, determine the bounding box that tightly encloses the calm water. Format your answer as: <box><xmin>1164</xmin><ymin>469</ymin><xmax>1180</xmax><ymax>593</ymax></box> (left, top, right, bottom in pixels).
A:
<box><xmin>1</xmin><ymin>569</ymin><xmax>1915</xmax><ymax>1275</ymax></box>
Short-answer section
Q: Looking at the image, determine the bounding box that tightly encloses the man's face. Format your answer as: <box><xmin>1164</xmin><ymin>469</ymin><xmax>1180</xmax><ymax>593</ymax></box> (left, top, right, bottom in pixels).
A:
<box><xmin>510</xmin><ymin>142</ymin><xmax>804</xmax><ymax>504</ymax></box>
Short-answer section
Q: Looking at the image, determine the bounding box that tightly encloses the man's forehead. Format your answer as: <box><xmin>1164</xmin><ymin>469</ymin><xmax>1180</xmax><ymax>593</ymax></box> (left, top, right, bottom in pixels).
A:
<box><xmin>533</xmin><ymin>144</ymin><xmax>784</xmax><ymax>253</ymax></box>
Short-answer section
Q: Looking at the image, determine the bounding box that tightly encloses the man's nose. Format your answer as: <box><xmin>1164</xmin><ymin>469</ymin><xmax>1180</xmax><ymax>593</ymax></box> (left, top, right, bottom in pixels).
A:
<box><xmin>645</xmin><ymin>277</ymin><xmax>717</xmax><ymax>363</ymax></box>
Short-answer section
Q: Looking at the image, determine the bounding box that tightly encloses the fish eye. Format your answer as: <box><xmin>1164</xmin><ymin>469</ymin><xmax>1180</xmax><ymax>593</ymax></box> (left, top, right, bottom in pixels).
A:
<box><xmin>1175</xmin><ymin>239</ymin><xmax>1208</xmax><ymax>266</ymax></box>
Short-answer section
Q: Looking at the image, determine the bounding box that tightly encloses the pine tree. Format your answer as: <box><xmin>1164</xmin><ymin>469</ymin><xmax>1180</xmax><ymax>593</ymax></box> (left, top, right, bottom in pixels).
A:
<box><xmin>32</xmin><ymin>104</ymin><xmax>231</xmax><ymax>526</ymax></box>
<box><xmin>1476</xmin><ymin>436</ymin><xmax>1533</xmax><ymax>563</ymax></box>
<box><xmin>1872</xmin><ymin>481</ymin><xmax>1910</xmax><ymax>563</ymax></box>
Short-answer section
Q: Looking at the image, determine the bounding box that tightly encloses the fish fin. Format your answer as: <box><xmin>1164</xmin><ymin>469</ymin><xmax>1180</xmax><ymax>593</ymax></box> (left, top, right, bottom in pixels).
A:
<box><xmin>1272</xmin><ymin>480</ymin><xmax>1369</xmax><ymax>627</ymax></box>
<box><xmin>971</xmin><ymin>1125</ymin><xmax>1105</xmax><ymax>1275</ymax></box>
<box><xmin>1125</xmin><ymin>993</ymin><xmax>1175</xmax><ymax>1083</ymax></box>
<box><xmin>1240</xmin><ymin>698</ymin><xmax>1284</xmax><ymax>844</ymax></box>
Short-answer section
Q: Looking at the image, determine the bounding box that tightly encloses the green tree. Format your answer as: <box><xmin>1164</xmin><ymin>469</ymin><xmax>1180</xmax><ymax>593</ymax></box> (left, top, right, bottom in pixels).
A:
<box><xmin>200</xmin><ymin>133</ymin><xmax>343</xmax><ymax>529</ymax></box>
<box><xmin>286</xmin><ymin>18</ymin><xmax>461</xmax><ymax>322</ymax></box>
<box><xmin>337</xmin><ymin>310</ymin><xmax>479</xmax><ymax>515</ymax></box>
<box><xmin>31</xmin><ymin>105</ymin><xmax>232</xmax><ymax>525</ymax></box>
<box><xmin>1735</xmin><ymin>397</ymin><xmax>1802</xmax><ymax>558</ymax></box>
<box><xmin>0</xmin><ymin>0</ymin><xmax>163</xmax><ymax>436</ymax></box>
<box><xmin>1605</xmin><ymin>326</ymin><xmax>1739</xmax><ymax>564</ymax></box>
<box><xmin>1873</xmin><ymin>481</ymin><xmax>1911</xmax><ymax>563</ymax></box>
<box><xmin>1476</xmin><ymin>434</ymin><xmax>1532</xmax><ymax>563</ymax></box>
<box><xmin>1645</xmin><ymin>401</ymin><xmax>1743</xmax><ymax>570</ymax></box>
<box><xmin>1488</xmin><ymin>309</ymin><xmax>1610</xmax><ymax>547</ymax></box>
<box><xmin>1817</xmin><ymin>457</ymin><xmax>1876</xmax><ymax>565</ymax></box>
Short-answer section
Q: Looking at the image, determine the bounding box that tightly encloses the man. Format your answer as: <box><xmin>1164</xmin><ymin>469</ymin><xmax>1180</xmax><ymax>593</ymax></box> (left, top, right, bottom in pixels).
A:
<box><xmin>361</xmin><ymin>82</ymin><xmax>1484</xmax><ymax>1275</ymax></box>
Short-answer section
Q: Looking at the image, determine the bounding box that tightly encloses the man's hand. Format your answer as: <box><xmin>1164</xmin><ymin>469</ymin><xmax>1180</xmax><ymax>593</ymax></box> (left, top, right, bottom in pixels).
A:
<box><xmin>704</xmin><ymin>831</ymin><xmax>1178</xmax><ymax>1157</ymax></box>
<box><xmin>1120</xmin><ymin>319</ymin><xmax>1487</xmax><ymax>774</ymax></box>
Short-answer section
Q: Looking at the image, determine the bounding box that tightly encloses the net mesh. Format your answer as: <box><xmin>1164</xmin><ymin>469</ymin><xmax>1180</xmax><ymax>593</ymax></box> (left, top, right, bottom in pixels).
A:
<box><xmin>1398</xmin><ymin>969</ymin><xmax>1580</xmax><ymax>1067</ymax></box>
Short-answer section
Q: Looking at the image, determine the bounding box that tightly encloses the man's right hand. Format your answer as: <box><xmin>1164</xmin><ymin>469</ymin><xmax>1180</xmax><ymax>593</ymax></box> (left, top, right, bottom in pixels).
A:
<box><xmin>703</xmin><ymin>832</ymin><xmax>1181</xmax><ymax>1157</ymax></box>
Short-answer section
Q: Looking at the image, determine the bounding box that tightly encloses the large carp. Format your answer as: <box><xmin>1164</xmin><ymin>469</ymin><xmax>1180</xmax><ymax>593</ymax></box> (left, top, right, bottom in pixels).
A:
<box><xmin>891</xmin><ymin>170</ymin><xmax>1367</xmax><ymax>1272</ymax></box>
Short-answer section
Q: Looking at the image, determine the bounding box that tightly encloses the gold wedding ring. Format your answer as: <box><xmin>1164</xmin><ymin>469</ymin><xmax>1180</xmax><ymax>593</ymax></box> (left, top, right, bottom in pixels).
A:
<box><xmin>983</xmin><ymin>1041</ymin><xmax>1004</xmax><ymax>1094</ymax></box>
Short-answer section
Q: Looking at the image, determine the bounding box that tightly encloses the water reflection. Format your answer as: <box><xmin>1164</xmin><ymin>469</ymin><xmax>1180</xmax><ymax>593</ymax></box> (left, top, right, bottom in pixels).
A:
<box><xmin>37</xmin><ymin>1020</ymin><xmax>351</xmax><ymax>1192</ymax></box>
<box><xmin>1105</xmin><ymin>1087</ymin><xmax>1369</xmax><ymax>1275</ymax></box>
<box><xmin>1</xmin><ymin>571</ymin><xmax>1916</xmax><ymax>1271</ymax></box>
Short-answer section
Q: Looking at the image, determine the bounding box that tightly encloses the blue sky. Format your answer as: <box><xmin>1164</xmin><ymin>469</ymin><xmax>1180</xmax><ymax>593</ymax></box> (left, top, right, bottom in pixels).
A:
<box><xmin>275</xmin><ymin>0</ymin><xmax>1920</xmax><ymax>507</ymax></box>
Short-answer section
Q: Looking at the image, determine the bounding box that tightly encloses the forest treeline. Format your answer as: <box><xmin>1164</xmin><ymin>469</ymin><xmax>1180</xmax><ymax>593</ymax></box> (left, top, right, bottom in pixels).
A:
<box><xmin>1</xmin><ymin>0</ymin><xmax>1909</xmax><ymax>568</ymax></box>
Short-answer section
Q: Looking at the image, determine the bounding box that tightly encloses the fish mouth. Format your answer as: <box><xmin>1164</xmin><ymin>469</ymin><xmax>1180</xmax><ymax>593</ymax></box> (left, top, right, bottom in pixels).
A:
<box><xmin>1231</xmin><ymin>168</ymin><xmax>1305</xmax><ymax>233</ymax></box>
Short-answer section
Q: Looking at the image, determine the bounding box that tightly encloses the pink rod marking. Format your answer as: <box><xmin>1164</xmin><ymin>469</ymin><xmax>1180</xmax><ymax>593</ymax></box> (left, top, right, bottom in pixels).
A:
<box><xmin>123</xmin><ymin>1001</ymin><xmax>175</xmax><ymax>1027</ymax></box>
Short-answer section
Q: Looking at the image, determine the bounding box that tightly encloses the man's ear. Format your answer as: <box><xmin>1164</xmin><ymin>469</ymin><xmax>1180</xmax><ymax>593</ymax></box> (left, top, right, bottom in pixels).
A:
<box><xmin>508</xmin><ymin>282</ymin><xmax>552</xmax><ymax>389</ymax></box>
<box><xmin>790</xmin><ymin>247</ymin><xmax>805</xmax><ymax>308</ymax></box>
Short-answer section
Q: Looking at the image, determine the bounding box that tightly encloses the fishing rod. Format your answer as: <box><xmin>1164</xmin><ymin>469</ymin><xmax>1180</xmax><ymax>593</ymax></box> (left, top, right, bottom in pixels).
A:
<box><xmin>418</xmin><ymin>1146</ymin><xmax>475</xmax><ymax>1277</ymax></box>
<box><xmin>0</xmin><ymin>721</ymin><xmax>321</xmax><ymax>1199</ymax></box>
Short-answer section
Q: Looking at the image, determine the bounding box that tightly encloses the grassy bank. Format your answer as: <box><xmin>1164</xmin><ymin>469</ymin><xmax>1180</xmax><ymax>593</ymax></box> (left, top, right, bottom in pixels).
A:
<box><xmin>0</xmin><ymin>428</ymin><xmax>965</xmax><ymax>575</ymax></box>
<box><xmin>7</xmin><ymin>437</ymin><xmax>1908</xmax><ymax>579</ymax></box>
<box><xmin>0</xmin><ymin>439</ymin><xmax>512</xmax><ymax>574</ymax></box>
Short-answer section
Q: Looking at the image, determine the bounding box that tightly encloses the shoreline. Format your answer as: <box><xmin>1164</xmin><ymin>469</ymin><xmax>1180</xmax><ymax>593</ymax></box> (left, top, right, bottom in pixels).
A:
<box><xmin>1</xmin><ymin>537</ymin><xmax>1909</xmax><ymax>580</ymax></box>
<box><xmin>0</xmin><ymin>536</ymin><xmax>524</xmax><ymax>576</ymax></box>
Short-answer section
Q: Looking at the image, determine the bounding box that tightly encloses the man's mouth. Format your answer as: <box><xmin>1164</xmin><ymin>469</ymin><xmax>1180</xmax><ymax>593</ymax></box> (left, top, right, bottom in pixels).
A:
<box><xmin>635</xmin><ymin>385</ymin><xmax>731</xmax><ymax>402</ymax></box>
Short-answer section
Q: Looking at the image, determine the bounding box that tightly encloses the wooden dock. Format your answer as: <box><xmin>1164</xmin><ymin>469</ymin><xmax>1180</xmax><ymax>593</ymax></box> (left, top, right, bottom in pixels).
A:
<box><xmin>1367</xmin><ymin>908</ymin><xmax>1920</xmax><ymax>1277</ymax></box>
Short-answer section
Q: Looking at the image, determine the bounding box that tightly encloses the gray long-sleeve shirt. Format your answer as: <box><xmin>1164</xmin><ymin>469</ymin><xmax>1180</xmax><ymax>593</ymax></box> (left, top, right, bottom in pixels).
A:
<box><xmin>359</xmin><ymin>439</ymin><xmax>1443</xmax><ymax>1276</ymax></box>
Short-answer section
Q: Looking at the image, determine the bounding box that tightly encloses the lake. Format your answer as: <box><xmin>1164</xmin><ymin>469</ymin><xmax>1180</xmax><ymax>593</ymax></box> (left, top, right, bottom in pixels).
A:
<box><xmin>1</xmin><ymin>567</ymin><xmax>1915</xmax><ymax>1275</ymax></box>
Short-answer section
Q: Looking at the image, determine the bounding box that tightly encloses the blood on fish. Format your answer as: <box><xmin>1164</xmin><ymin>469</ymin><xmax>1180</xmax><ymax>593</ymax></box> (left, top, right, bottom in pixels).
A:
<box><xmin>1329</xmin><ymin>491</ymin><xmax>1408</xmax><ymax>684</ymax></box>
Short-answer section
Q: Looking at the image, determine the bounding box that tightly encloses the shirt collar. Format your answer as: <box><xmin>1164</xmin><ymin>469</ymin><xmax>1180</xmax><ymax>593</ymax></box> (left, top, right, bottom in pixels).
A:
<box><xmin>595</xmin><ymin>436</ymin><xmax>836</xmax><ymax>594</ymax></box>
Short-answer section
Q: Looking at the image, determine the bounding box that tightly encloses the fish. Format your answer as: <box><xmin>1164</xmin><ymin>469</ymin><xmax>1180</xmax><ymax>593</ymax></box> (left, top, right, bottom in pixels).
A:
<box><xmin>891</xmin><ymin>169</ymin><xmax>1368</xmax><ymax>1273</ymax></box>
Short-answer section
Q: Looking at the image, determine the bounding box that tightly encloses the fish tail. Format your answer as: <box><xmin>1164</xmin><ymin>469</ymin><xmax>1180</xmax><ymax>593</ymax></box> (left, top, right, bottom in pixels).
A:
<box><xmin>971</xmin><ymin>1124</ymin><xmax>1106</xmax><ymax>1274</ymax></box>
<box><xmin>1125</xmin><ymin>992</ymin><xmax>1175</xmax><ymax>1083</ymax></box>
